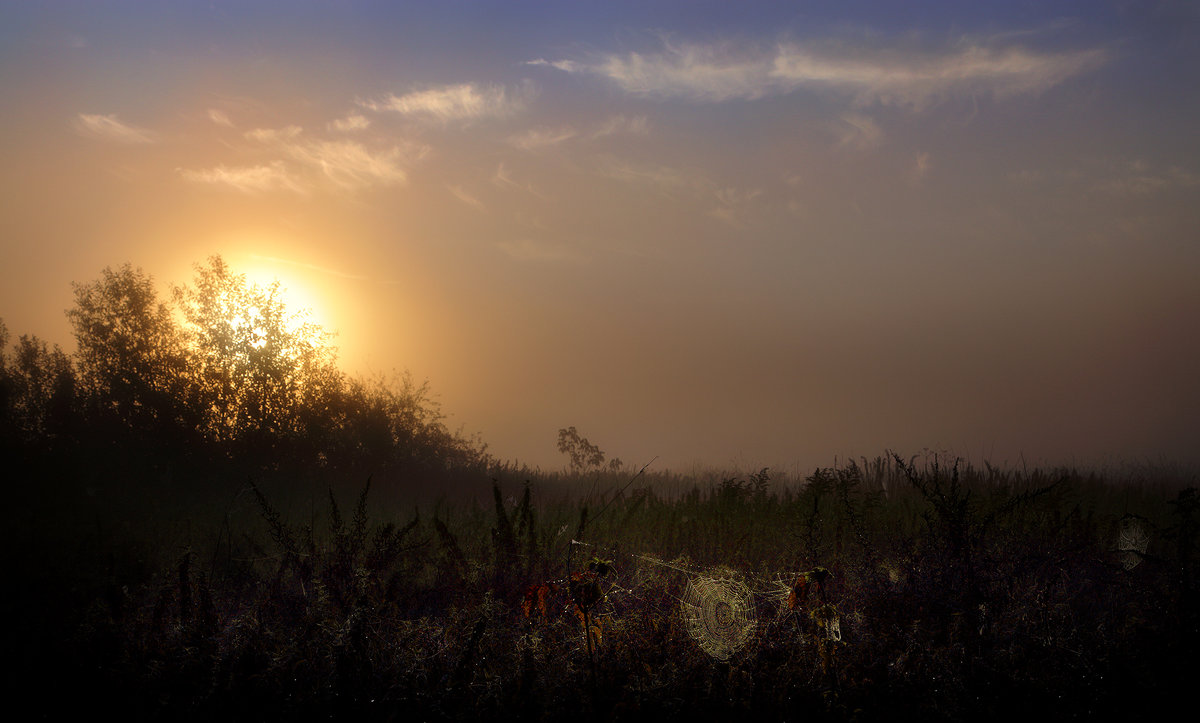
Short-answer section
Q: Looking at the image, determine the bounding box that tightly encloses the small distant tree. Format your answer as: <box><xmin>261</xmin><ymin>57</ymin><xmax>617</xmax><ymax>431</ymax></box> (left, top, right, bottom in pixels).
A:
<box><xmin>557</xmin><ymin>426</ymin><xmax>621</xmax><ymax>473</ymax></box>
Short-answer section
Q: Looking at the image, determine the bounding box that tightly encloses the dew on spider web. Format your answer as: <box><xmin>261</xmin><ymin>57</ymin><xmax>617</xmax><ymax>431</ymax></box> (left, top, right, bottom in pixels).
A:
<box><xmin>680</xmin><ymin>573</ymin><xmax>757</xmax><ymax>660</ymax></box>
<box><xmin>1117</xmin><ymin>516</ymin><xmax>1149</xmax><ymax>570</ymax></box>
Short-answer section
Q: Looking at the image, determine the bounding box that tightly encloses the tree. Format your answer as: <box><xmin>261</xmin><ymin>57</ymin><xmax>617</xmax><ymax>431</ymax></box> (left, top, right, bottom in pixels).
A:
<box><xmin>171</xmin><ymin>255</ymin><xmax>338</xmax><ymax>450</ymax></box>
<box><xmin>66</xmin><ymin>264</ymin><xmax>189</xmax><ymax>435</ymax></box>
<box><xmin>558</xmin><ymin>426</ymin><xmax>613</xmax><ymax>473</ymax></box>
<box><xmin>0</xmin><ymin>320</ymin><xmax>76</xmax><ymax>445</ymax></box>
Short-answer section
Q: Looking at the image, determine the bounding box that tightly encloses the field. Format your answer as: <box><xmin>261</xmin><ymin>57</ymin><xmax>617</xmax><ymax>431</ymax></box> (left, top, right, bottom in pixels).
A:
<box><xmin>10</xmin><ymin>454</ymin><xmax>1197</xmax><ymax>721</ymax></box>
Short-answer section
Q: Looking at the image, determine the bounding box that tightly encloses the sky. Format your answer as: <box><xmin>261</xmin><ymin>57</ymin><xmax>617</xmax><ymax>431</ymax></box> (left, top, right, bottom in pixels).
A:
<box><xmin>2</xmin><ymin>1</ymin><xmax>1198</xmax><ymax>475</ymax></box>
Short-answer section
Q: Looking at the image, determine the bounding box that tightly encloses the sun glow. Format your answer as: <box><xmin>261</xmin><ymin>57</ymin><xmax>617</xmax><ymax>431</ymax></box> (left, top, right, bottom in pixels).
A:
<box><xmin>242</xmin><ymin>262</ymin><xmax>332</xmax><ymax>336</ymax></box>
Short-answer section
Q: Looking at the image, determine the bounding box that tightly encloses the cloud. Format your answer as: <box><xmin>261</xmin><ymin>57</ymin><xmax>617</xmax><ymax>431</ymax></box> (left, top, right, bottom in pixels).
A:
<box><xmin>525</xmin><ymin>58</ymin><xmax>583</xmax><ymax>73</ymax></box>
<box><xmin>208</xmin><ymin>109</ymin><xmax>234</xmax><ymax>127</ymax></box>
<box><xmin>832</xmin><ymin>113</ymin><xmax>883</xmax><ymax>151</ymax></box>
<box><xmin>361</xmin><ymin>82</ymin><xmax>528</xmax><ymax>122</ymax></box>
<box><xmin>238</xmin><ymin>125</ymin><xmax>425</xmax><ymax>189</ymax></box>
<box><xmin>595</xmin><ymin>154</ymin><xmax>758</xmax><ymax>220</ymax></box>
<box><xmin>245</xmin><ymin>125</ymin><xmax>303</xmax><ymax>143</ymax></box>
<box><xmin>592</xmin><ymin>114</ymin><xmax>651</xmax><ymax>138</ymax></box>
<box><xmin>910</xmin><ymin>152</ymin><xmax>932</xmax><ymax>185</ymax></box>
<box><xmin>507</xmin><ymin>116</ymin><xmax>649</xmax><ymax>151</ymax></box>
<box><xmin>709</xmin><ymin>187</ymin><xmax>763</xmax><ymax>225</ymax></box>
<box><xmin>284</xmin><ymin>139</ymin><xmax>419</xmax><ymax>188</ymax></box>
<box><xmin>1013</xmin><ymin>159</ymin><xmax>1200</xmax><ymax>197</ymax></box>
<box><xmin>492</xmin><ymin>162</ymin><xmax>545</xmax><ymax>198</ymax></box>
<box><xmin>1093</xmin><ymin>161</ymin><xmax>1200</xmax><ymax>196</ymax></box>
<box><xmin>447</xmin><ymin>184</ymin><xmax>486</xmax><ymax>211</ymax></box>
<box><xmin>493</xmin><ymin>162</ymin><xmax>519</xmax><ymax>188</ymax></box>
<box><xmin>595</xmin><ymin>154</ymin><xmax>707</xmax><ymax>194</ymax></box>
<box><xmin>534</xmin><ymin>36</ymin><xmax>1106</xmax><ymax>108</ymax></box>
<box><xmin>580</xmin><ymin>41</ymin><xmax>770</xmax><ymax>102</ymax></box>
<box><xmin>75</xmin><ymin>113</ymin><xmax>156</xmax><ymax>143</ymax></box>
<box><xmin>771</xmin><ymin>43</ymin><xmax>1107</xmax><ymax>109</ymax></box>
<box><xmin>179</xmin><ymin>162</ymin><xmax>305</xmax><ymax>193</ymax></box>
<box><xmin>508</xmin><ymin>126</ymin><xmax>577</xmax><ymax>150</ymax></box>
<box><xmin>328</xmin><ymin>114</ymin><xmax>370</xmax><ymax>132</ymax></box>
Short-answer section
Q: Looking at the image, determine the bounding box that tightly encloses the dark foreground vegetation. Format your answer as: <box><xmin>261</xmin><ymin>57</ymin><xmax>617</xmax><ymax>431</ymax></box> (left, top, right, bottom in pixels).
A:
<box><xmin>10</xmin><ymin>457</ymin><xmax>1199</xmax><ymax>722</ymax></box>
<box><xmin>4</xmin><ymin>259</ymin><xmax>1198</xmax><ymax>720</ymax></box>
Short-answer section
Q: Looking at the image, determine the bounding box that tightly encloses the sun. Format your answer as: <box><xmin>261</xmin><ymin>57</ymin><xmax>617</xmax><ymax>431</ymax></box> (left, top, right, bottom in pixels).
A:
<box><xmin>241</xmin><ymin>263</ymin><xmax>330</xmax><ymax>335</ymax></box>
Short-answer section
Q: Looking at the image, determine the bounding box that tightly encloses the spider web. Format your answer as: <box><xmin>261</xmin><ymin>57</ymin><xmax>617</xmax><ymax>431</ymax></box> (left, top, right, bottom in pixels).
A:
<box><xmin>680</xmin><ymin>573</ymin><xmax>757</xmax><ymax>660</ymax></box>
<box><xmin>1118</xmin><ymin>517</ymin><xmax>1149</xmax><ymax>570</ymax></box>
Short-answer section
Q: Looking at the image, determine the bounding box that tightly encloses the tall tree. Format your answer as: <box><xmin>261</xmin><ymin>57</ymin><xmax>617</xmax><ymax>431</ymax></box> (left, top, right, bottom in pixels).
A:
<box><xmin>171</xmin><ymin>255</ymin><xmax>338</xmax><ymax>453</ymax></box>
<box><xmin>67</xmin><ymin>264</ymin><xmax>189</xmax><ymax>435</ymax></box>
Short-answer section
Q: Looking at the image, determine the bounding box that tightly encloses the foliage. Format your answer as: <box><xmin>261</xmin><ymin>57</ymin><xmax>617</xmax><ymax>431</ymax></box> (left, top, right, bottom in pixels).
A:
<box><xmin>67</xmin><ymin>262</ymin><xmax>190</xmax><ymax>434</ymax></box>
<box><xmin>0</xmin><ymin>321</ymin><xmax>76</xmax><ymax>445</ymax></box>
<box><xmin>6</xmin><ymin>258</ymin><xmax>1200</xmax><ymax>719</ymax></box>
<box><xmin>171</xmin><ymin>256</ymin><xmax>336</xmax><ymax>447</ymax></box>
<box><xmin>557</xmin><ymin>426</ymin><xmax>622</xmax><ymax>474</ymax></box>
<box><xmin>3</xmin><ymin>256</ymin><xmax>488</xmax><ymax>497</ymax></box>
<box><xmin>17</xmin><ymin>460</ymin><xmax>1197</xmax><ymax>720</ymax></box>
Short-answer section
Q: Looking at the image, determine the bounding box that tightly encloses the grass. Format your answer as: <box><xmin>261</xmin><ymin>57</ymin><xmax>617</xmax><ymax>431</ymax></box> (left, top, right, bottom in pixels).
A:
<box><xmin>11</xmin><ymin>454</ymin><xmax>1200</xmax><ymax>721</ymax></box>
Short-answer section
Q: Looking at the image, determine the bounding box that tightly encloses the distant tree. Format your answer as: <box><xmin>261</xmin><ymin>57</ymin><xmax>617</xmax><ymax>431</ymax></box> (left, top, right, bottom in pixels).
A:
<box><xmin>557</xmin><ymin>426</ymin><xmax>614</xmax><ymax>473</ymax></box>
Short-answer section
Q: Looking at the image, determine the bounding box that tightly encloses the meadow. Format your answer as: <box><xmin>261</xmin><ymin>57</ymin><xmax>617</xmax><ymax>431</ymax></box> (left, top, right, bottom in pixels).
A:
<box><xmin>4</xmin><ymin>261</ymin><xmax>1197</xmax><ymax>719</ymax></box>
<box><xmin>12</xmin><ymin>455</ymin><xmax>1196</xmax><ymax>721</ymax></box>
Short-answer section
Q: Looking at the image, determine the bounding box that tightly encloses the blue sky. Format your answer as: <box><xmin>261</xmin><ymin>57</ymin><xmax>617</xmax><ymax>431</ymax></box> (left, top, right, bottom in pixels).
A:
<box><xmin>2</xmin><ymin>1</ymin><xmax>1198</xmax><ymax>472</ymax></box>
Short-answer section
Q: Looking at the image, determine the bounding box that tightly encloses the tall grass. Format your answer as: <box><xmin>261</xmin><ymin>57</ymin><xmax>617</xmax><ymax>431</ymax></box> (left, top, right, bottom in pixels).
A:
<box><xmin>14</xmin><ymin>454</ymin><xmax>1199</xmax><ymax>720</ymax></box>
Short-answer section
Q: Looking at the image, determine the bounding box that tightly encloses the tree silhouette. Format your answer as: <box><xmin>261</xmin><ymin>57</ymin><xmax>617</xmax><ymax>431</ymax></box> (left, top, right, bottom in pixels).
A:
<box><xmin>171</xmin><ymin>255</ymin><xmax>337</xmax><ymax>452</ymax></box>
<box><xmin>557</xmin><ymin>426</ymin><xmax>606</xmax><ymax>473</ymax></box>
<box><xmin>0</xmin><ymin>320</ymin><xmax>76</xmax><ymax>446</ymax></box>
<box><xmin>6</xmin><ymin>256</ymin><xmax>490</xmax><ymax>500</ymax></box>
<box><xmin>67</xmin><ymin>264</ymin><xmax>189</xmax><ymax>436</ymax></box>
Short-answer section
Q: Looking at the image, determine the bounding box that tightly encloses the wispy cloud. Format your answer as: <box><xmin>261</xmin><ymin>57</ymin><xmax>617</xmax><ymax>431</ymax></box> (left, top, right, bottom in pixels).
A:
<box><xmin>525</xmin><ymin>58</ymin><xmax>582</xmax><ymax>73</ymax></box>
<box><xmin>570</xmin><ymin>41</ymin><xmax>770</xmax><ymax>102</ymax></box>
<box><xmin>179</xmin><ymin>162</ymin><xmax>305</xmax><ymax>193</ymax></box>
<box><xmin>507</xmin><ymin>115</ymin><xmax>649</xmax><ymax>151</ymax></box>
<box><xmin>771</xmin><ymin>43</ymin><xmax>1107</xmax><ymax>109</ymax></box>
<box><xmin>239</xmin><ymin>125</ymin><xmax>426</xmax><ymax>190</ymax></box>
<box><xmin>910</xmin><ymin>152</ymin><xmax>932</xmax><ymax>185</ymax></box>
<box><xmin>493</xmin><ymin>162</ymin><xmax>519</xmax><ymax>189</ymax></box>
<box><xmin>492</xmin><ymin>162</ymin><xmax>545</xmax><ymax>198</ymax></box>
<box><xmin>361</xmin><ymin>82</ymin><xmax>529</xmax><ymax>122</ymax></box>
<box><xmin>595</xmin><ymin>154</ymin><xmax>707</xmax><ymax>194</ymax></box>
<box><xmin>328</xmin><ymin>114</ymin><xmax>370</xmax><ymax>132</ymax></box>
<box><xmin>1093</xmin><ymin>161</ymin><xmax>1200</xmax><ymax>196</ymax></box>
<box><xmin>75</xmin><ymin>113</ymin><xmax>156</xmax><ymax>143</ymax></box>
<box><xmin>534</xmin><ymin>36</ymin><xmax>1106</xmax><ymax>108</ymax></box>
<box><xmin>592</xmin><ymin>114</ymin><xmax>650</xmax><ymax>138</ymax></box>
<box><xmin>447</xmin><ymin>184</ymin><xmax>486</xmax><ymax>211</ymax></box>
<box><xmin>832</xmin><ymin>113</ymin><xmax>883</xmax><ymax>151</ymax></box>
<box><xmin>596</xmin><ymin>154</ymin><xmax>758</xmax><ymax>220</ymax></box>
<box><xmin>1010</xmin><ymin>159</ymin><xmax>1200</xmax><ymax>197</ymax></box>
<box><xmin>245</xmin><ymin>125</ymin><xmax>303</xmax><ymax>143</ymax></box>
<box><xmin>508</xmin><ymin>126</ymin><xmax>577</xmax><ymax>150</ymax></box>
<box><xmin>285</xmin><ymin>139</ymin><xmax>419</xmax><ymax>188</ymax></box>
<box><xmin>709</xmin><ymin>187</ymin><xmax>763</xmax><ymax>225</ymax></box>
<box><xmin>208</xmin><ymin>109</ymin><xmax>234</xmax><ymax>128</ymax></box>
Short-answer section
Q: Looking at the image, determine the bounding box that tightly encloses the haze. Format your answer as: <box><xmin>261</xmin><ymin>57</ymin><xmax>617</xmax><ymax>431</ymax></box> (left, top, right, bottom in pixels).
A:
<box><xmin>2</xmin><ymin>1</ymin><xmax>1198</xmax><ymax>473</ymax></box>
